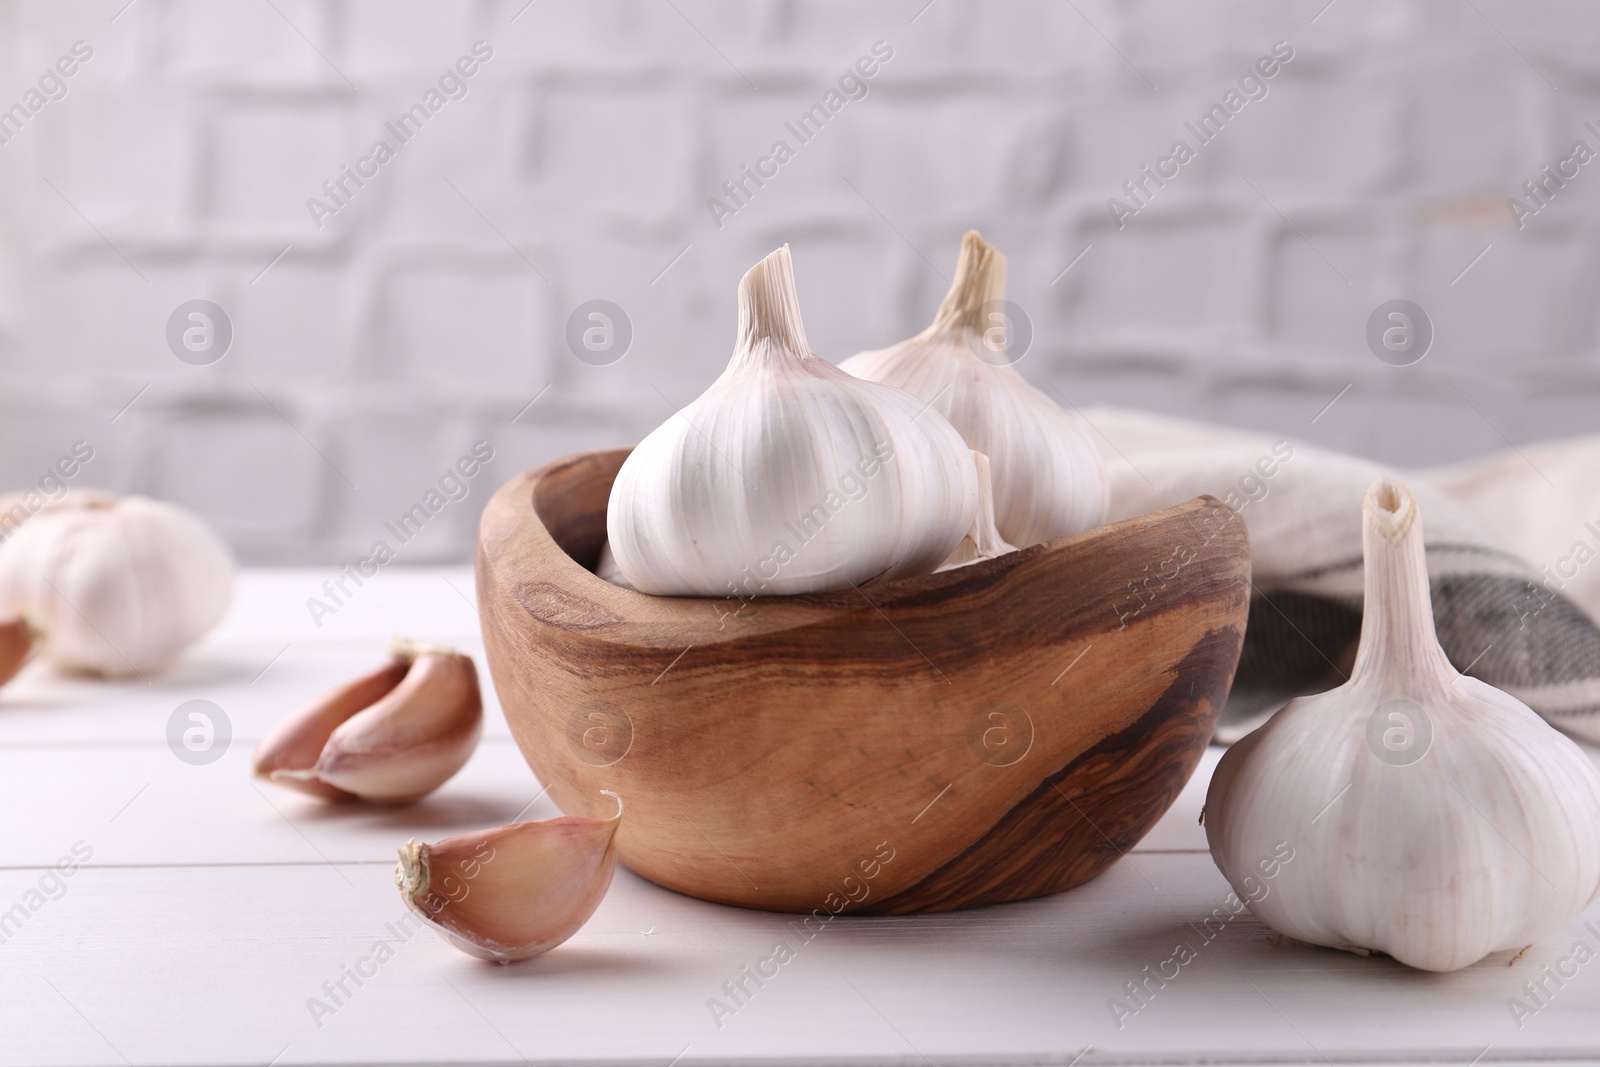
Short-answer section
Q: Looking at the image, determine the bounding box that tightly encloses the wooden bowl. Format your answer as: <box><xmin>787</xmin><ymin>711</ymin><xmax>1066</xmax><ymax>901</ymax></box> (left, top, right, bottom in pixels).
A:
<box><xmin>476</xmin><ymin>449</ymin><xmax>1250</xmax><ymax>915</ymax></box>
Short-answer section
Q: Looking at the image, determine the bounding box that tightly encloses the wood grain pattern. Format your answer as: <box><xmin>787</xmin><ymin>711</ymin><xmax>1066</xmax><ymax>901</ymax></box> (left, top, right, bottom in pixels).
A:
<box><xmin>476</xmin><ymin>448</ymin><xmax>1251</xmax><ymax>914</ymax></box>
<box><xmin>866</xmin><ymin>628</ymin><xmax>1240</xmax><ymax>914</ymax></box>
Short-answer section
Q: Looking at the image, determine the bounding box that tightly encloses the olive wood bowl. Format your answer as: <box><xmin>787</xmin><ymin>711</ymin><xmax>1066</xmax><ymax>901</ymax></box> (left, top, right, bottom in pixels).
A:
<box><xmin>476</xmin><ymin>448</ymin><xmax>1250</xmax><ymax>915</ymax></box>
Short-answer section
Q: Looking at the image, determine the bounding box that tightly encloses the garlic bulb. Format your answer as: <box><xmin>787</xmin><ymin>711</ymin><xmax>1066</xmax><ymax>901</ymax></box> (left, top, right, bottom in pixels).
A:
<box><xmin>1206</xmin><ymin>478</ymin><xmax>1600</xmax><ymax>972</ymax></box>
<box><xmin>938</xmin><ymin>452</ymin><xmax>1016</xmax><ymax>571</ymax></box>
<box><xmin>397</xmin><ymin>791</ymin><xmax>622</xmax><ymax>963</ymax></box>
<box><xmin>607</xmin><ymin>245</ymin><xmax>978</xmax><ymax>597</ymax></box>
<box><xmin>0</xmin><ymin>491</ymin><xmax>233</xmax><ymax>676</ymax></box>
<box><xmin>253</xmin><ymin>639</ymin><xmax>482</xmax><ymax>804</ymax></box>
<box><xmin>840</xmin><ymin>231</ymin><xmax>1108</xmax><ymax>548</ymax></box>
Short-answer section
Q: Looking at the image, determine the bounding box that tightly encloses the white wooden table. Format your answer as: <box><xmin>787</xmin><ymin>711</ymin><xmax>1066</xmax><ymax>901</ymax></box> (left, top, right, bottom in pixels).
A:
<box><xmin>4</xmin><ymin>568</ymin><xmax>1598</xmax><ymax>1067</ymax></box>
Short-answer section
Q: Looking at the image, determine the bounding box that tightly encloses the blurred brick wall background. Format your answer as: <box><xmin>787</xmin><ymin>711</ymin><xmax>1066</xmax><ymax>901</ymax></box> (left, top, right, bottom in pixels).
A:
<box><xmin>0</xmin><ymin>0</ymin><xmax>1594</xmax><ymax>563</ymax></box>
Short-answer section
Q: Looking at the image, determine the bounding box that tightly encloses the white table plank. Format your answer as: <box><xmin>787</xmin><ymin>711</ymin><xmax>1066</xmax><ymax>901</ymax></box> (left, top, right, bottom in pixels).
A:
<box><xmin>0</xmin><ymin>738</ymin><xmax>555</xmax><ymax>868</ymax></box>
<box><xmin>0</xmin><ymin>739</ymin><xmax>1212</xmax><ymax>870</ymax></box>
<box><xmin>3</xmin><ymin>856</ymin><xmax>1597</xmax><ymax>1066</ymax></box>
<box><xmin>0</xmin><ymin>569</ymin><xmax>505</xmax><ymax>746</ymax></box>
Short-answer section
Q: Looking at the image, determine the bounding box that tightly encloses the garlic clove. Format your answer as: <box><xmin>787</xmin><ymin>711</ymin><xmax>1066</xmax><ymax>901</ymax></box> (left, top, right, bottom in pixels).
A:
<box><xmin>938</xmin><ymin>452</ymin><xmax>1017</xmax><ymax>571</ymax></box>
<box><xmin>841</xmin><ymin>231</ymin><xmax>1109</xmax><ymax>549</ymax></box>
<box><xmin>0</xmin><ymin>615</ymin><xmax>38</xmax><ymax>688</ymax></box>
<box><xmin>1205</xmin><ymin>478</ymin><xmax>1600</xmax><ymax>972</ymax></box>
<box><xmin>607</xmin><ymin>245</ymin><xmax>979</xmax><ymax>597</ymax></box>
<box><xmin>252</xmin><ymin>639</ymin><xmax>482</xmax><ymax>804</ymax></box>
<box><xmin>252</xmin><ymin>655</ymin><xmax>412</xmax><ymax>801</ymax></box>
<box><xmin>396</xmin><ymin>792</ymin><xmax>622</xmax><ymax>963</ymax></box>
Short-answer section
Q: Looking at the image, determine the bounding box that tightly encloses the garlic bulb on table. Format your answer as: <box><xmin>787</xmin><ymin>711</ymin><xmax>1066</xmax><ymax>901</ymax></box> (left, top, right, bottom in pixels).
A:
<box><xmin>1205</xmin><ymin>478</ymin><xmax>1600</xmax><ymax>972</ymax></box>
<box><xmin>607</xmin><ymin>245</ymin><xmax>978</xmax><ymax>598</ymax></box>
<box><xmin>840</xmin><ymin>230</ymin><xmax>1108</xmax><ymax>548</ymax></box>
<box><xmin>0</xmin><ymin>491</ymin><xmax>234</xmax><ymax>676</ymax></box>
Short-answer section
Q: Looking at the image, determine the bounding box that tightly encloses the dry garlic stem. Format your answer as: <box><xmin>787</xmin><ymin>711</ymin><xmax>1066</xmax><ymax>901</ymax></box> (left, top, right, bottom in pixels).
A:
<box><xmin>252</xmin><ymin>639</ymin><xmax>482</xmax><ymax>804</ymax></box>
<box><xmin>397</xmin><ymin>792</ymin><xmax>623</xmax><ymax>963</ymax></box>
<box><xmin>1206</xmin><ymin>478</ymin><xmax>1600</xmax><ymax>972</ymax></box>
<box><xmin>0</xmin><ymin>616</ymin><xmax>38</xmax><ymax>688</ymax></box>
<box><xmin>841</xmin><ymin>231</ymin><xmax>1109</xmax><ymax>549</ymax></box>
<box><xmin>938</xmin><ymin>452</ymin><xmax>1016</xmax><ymax>571</ymax></box>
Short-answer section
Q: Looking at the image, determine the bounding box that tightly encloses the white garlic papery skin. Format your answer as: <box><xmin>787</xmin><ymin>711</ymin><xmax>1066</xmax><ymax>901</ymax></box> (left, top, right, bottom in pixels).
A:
<box><xmin>607</xmin><ymin>245</ymin><xmax>979</xmax><ymax>597</ymax></box>
<box><xmin>840</xmin><ymin>230</ymin><xmax>1108</xmax><ymax>549</ymax></box>
<box><xmin>594</xmin><ymin>540</ymin><xmax>635</xmax><ymax>590</ymax></box>
<box><xmin>937</xmin><ymin>452</ymin><xmax>1016</xmax><ymax>571</ymax></box>
<box><xmin>0</xmin><ymin>492</ymin><xmax>234</xmax><ymax>676</ymax></box>
<box><xmin>1206</xmin><ymin>478</ymin><xmax>1600</xmax><ymax>972</ymax></box>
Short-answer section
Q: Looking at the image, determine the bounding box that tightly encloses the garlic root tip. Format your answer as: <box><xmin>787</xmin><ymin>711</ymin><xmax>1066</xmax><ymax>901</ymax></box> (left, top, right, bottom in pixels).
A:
<box><xmin>395</xmin><ymin>839</ymin><xmax>426</xmax><ymax>897</ymax></box>
<box><xmin>387</xmin><ymin>635</ymin><xmax>462</xmax><ymax>661</ymax></box>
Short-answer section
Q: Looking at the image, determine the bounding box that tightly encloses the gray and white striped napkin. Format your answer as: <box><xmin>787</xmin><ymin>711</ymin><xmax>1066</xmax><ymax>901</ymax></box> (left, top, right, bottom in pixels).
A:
<box><xmin>1088</xmin><ymin>407</ymin><xmax>1600</xmax><ymax>746</ymax></box>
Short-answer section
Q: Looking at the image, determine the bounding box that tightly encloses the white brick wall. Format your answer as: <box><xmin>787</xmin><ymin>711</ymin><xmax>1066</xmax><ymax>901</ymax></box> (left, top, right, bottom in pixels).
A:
<box><xmin>0</xmin><ymin>0</ymin><xmax>1595</xmax><ymax>562</ymax></box>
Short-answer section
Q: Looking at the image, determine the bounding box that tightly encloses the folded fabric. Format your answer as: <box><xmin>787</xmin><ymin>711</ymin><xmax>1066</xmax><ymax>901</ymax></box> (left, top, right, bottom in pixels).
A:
<box><xmin>1086</xmin><ymin>407</ymin><xmax>1600</xmax><ymax>746</ymax></box>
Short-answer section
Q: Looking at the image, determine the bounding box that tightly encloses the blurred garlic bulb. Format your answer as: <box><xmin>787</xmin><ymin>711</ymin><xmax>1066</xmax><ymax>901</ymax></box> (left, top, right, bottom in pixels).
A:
<box><xmin>1206</xmin><ymin>478</ymin><xmax>1600</xmax><ymax>972</ymax></box>
<box><xmin>938</xmin><ymin>452</ymin><xmax>1015</xmax><ymax>571</ymax></box>
<box><xmin>253</xmin><ymin>639</ymin><xmax>482</xmax><ymax>804</ymax></box>
<box><xmin>0</xmin><ymin>491</ymin><xmax>233</xmax><ymax>676</ymax></box>
<box><xmin>397</xmin><ymin>792</ymin><xmax>622</xmax><ymax>963</ymax></box>
<box><xmin>607</xmin><ymin>245</ymin><xmax>978</xmax><ymax>597</ymax></box>
<box><xmin>840</xmin><ymin>230</ymin><xmax>1108</xmax><ymax>548</ymax></box>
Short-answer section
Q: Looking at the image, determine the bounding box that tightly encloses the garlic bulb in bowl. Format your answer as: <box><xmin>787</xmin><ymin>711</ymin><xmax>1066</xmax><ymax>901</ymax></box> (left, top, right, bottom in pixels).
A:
<box><xmin>607</xmin><ymin>245</ymin><xmax>978</xmax><ymax>598</ymax></box>
<box><xmin>840</xmin><ymin>231</ymin><xmax>1108</xmax><ymax>548</ymax></box>
<box><xmin>0</xmin><ymin>491</ymin><xmax>234</xmax><ymax>676</ymax></box>
<box><xmin>1205</xmin><ymin>477</ymin><xmax>1600</xmax><ymax>972</ymax></box>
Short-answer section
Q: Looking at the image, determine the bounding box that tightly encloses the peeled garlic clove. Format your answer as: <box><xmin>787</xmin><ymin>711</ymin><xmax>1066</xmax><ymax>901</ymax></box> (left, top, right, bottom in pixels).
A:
<box><xmin>938</xmin><ymin>452</ymin><xmax>1016</xmax><ymax>571</ymax></box>
<box><xmin>252</xmin><ymin>639</ymin><xmax>482</xmax><ymax>804</ymax></box>
<box><xmin>1205</xmin><ymin>478</ymin><xmax>1600</xmax><ymax>972</ymax></box>
<box><xmin>607</xmin><ymin>245</ymin><xmax>979</xmax><ymax>597</ymax></box>
<box><xmin>0</xmin><ymin>492</ymin><xmax>233</xmax><ymax>676</ymax></box>
<box><xmin>841</xmin><ymin>231</ymin><xmax>1109</xmax><ymax>549</ymax></box>
<box><xmin>0</xmin><ymin>615</ymin><xmax>37</xmax><ymax>688</ymax></box>
<box><xmin>396</xmin><ymin>792</ymin><xmax>623</xmax><ymax>963</ymax></box>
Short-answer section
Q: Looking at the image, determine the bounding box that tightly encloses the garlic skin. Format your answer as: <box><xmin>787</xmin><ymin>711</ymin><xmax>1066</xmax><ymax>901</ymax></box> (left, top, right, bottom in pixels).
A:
<box><xmin>252</xmin><ymin>639</ymin><xmax>482</xmax><ymax>804</ymax></box>
<box><xmin>594</xmin><ymin>541</ymin><xmax>635</xmax><ymax>590</ymax></box>
<box><xmin>0</xmin><ymin>616</ymin><xmax>37</xmax><ymax>688</ymax></box>
<box><xmin>840</xmin><ymin>231</ymin><xmax>1108</xmax><ymax>549</ymax></box>
<box><xmin>608</xmin><ymin>245</ymin><xmax>978</xmax><ymax>597</ymax></box>
<box><xmin>0</xmin><ymin>492</ymin><xmax>233</xmax><ymax>676</ymax></box>
<box><xmin>1206</xmin><ymin>478</ymin><xmax>1600</xmax><ymax>972</ymax></box>
<box><xmin>938</xmin><ymin>452</ymin><xmax>1016</xmax><ymax>571</ymax></box>
<box><xmin>396</xmin><ymin>792</ymin><xmax>622</xmax><ymax>963</ymax></box>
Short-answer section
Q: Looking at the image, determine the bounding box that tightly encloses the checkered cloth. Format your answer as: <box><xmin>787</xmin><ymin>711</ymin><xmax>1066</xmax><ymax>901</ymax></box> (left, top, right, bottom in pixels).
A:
<box><xmin>1089</xmin><ymin>408</ymin><xmax>1600</xmax><ymax>746</ymax></box>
